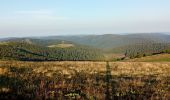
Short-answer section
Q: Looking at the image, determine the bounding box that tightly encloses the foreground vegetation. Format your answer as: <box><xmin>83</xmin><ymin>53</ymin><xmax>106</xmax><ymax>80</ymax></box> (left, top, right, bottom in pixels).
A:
<box><xmin>0</xmin><ymin>61</ymin><xmax>169</xmax><ymax>99</ymax></box>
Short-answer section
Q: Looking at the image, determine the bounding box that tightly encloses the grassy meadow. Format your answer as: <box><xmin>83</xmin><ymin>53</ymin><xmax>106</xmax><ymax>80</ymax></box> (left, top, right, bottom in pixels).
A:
<box><xmin>0</xmin><ymin>60</ymin><xmax>170</xmax><ymax>99</ymax></box>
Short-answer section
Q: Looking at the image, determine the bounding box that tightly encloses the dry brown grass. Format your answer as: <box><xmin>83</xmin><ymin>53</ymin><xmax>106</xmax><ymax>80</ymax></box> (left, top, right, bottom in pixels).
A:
<box><xmin>109</xmin><ymin>62</ymin><xmax>170</xmax><ymax>76</ymax></box>
<box><xmin>0</xmin><ymin>68</ymin><xmax>8</xmax><ymax>75</ymax></box>
<box><xmin>0</xmin><ymin>60</ymin><xmax>170</xmax><ymax>99</ymax></box>
<box><xmin>0</xmin><ymin>61</ymin><xmax>169</xmax><ymax>77</ymax></box>
<box><xmin>48</xmin><ymin>43</ymin><xmax>74</xmax><ymax>48</ymax></box>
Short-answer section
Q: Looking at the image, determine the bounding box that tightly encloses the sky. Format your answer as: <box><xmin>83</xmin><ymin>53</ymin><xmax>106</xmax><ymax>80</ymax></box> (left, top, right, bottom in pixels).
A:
<box><xmin>0</xmin><ymin>0</ymin><xmax>170</xmax><ymax>38</ymax></box>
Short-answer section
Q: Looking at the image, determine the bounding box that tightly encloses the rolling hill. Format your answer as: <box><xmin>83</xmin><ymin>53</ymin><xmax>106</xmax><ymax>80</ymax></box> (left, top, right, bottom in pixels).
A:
<box><xmin>38</xmin><ymin>33</ymin><xmax>170</xmax><ymax>49</ymax></box>
<box><xmin>0</xmin><ymin>33</ymin><xmax>170</xmax><ymax>61</ymax></box>
<box><xmin>0</xmin><ymin>41</ymin><xmax>104</xmax><ymax>61</ymax></box>
<box><xmin>4</xmin><ymin>33</ymin><xmax>170</xmax><ymax>50</ymax></box>
<box><xmin>126</xmin><ymin>54</ymin><xmax>170</xmax><ymax>62</ymax></box>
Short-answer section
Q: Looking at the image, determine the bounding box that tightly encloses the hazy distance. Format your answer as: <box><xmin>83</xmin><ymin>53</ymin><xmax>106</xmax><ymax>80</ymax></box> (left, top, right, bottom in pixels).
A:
<box><xmin>0</xmin><ymin>0</ymin><xmax>170</xmax><ymax>38</ymax></box>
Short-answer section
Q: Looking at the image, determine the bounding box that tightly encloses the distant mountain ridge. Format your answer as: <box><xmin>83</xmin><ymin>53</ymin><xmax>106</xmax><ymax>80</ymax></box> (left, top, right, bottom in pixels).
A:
<box><xmin>2</xmin><ymin>33</ymin><xmax>170</xmax><ymax>49</ymax></box>
<box><xmin>32</xmin><ymin>33</ymin><xmax>170</xmax><ymax>49</ymax></box>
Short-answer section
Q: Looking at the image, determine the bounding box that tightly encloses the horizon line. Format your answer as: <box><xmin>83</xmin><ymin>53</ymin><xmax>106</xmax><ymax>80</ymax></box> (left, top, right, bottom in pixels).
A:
<box><xmin>0</xmin><ymin>32</ymin><xmax>170</xmax><ymax>39</ymax></box>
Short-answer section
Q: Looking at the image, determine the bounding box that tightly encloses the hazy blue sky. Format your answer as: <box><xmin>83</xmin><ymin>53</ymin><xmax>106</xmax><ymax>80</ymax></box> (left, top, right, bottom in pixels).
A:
<box><xmin>0</xmin><ymin>0</ymin><xmax>170</xmax><ymax>37</ymax></box>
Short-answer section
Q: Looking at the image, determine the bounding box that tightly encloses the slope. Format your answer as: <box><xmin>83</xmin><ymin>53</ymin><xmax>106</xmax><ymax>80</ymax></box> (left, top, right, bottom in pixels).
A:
<box><xmin>126</xmin><ymin>54</ymin><xmax>170</xmax><ymax>62</ymax></box>
<box><xmin>0</xmin><ymin>41</ymin><xmax>104</xmax><ymax>61</ymax></box>
<box><xmin>38</xmin><ymin>33</ymin><xmax>170</xmax><ymax>50</ymax></box>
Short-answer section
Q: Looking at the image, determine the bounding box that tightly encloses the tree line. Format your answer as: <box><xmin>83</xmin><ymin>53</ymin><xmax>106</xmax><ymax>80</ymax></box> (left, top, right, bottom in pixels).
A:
<box><xmin>124</xmin><ymin>43</ymin><xmax>170</xmax><ymax>59</ymax></box>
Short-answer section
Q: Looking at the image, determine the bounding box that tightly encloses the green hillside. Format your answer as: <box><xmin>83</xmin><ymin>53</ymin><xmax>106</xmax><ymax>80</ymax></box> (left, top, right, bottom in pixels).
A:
<box><xmin>0</xmin><ymin>41</ymin><xmax>104</xmax><ymax>61</ymax></box>
<box><xmin>40</xmin><ymin>33</ymin><xmax>170</xmax><ymax>50</ymax></box>
<box><xmin>108</xmin><ymin>43</ymin><xmax>170</xmax><ymax>55</ymax></box>
<box><xmin>1</xmin><ymin>33</ymin><xmax>170</xmax><ymax>61</ymax></box>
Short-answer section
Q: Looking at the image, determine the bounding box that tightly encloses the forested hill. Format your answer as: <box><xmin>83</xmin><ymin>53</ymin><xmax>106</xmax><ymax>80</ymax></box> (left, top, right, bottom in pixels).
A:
<box><xmin>3</xmin><ymin>33</ymin><xmax>170</xmax><ymax>50</ymax></box>
<box><xmin>37</xmin><ymin>33</ymin><xmax>170</xmax><ymax>49</ymax></box>
<box><xmin>120</xmin><ymin>43</ymin><xmax>170</xmax><ymax>58</ymax></box>
<box><xmin>0</xmin><ymin>33</ymin><xmax>170</xmax><ymax>61</ymax></box>
<box><xmin>0</xmin><ymin>41</ymin><xmax>104</xmax><ymax>61</ymax></box>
